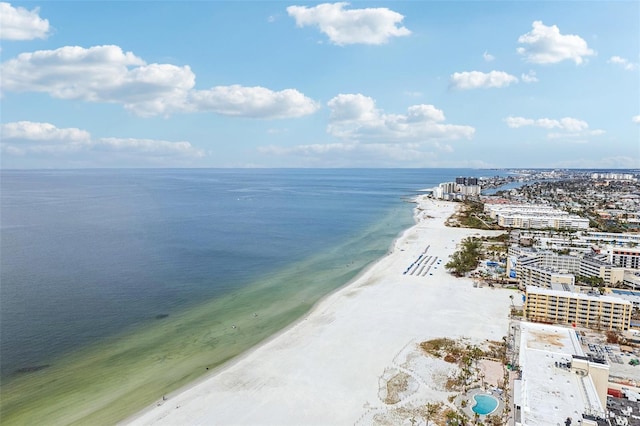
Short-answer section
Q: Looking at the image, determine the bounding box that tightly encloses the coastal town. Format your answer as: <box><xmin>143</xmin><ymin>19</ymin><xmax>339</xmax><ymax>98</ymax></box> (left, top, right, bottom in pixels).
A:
<box><xmin>3</xmin><ymin>1</ymin><xmax>638</xmax><ymax>425</ymax></box>
<box><xmin>428</xmin><ymin>170</ymin><xmax>640</xmax><ymax>425</ymax></box>
<box><xmin>125</xmin><ymin>169</ymin><xmax>640</xmax><ymax>426</ymax></box>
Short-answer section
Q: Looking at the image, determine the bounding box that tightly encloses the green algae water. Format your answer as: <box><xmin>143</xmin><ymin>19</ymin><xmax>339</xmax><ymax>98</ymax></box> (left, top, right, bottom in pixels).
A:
<box><xmin>0</xmin><ymin>169</ymin><xmax>496</xmax><ymax>424</ymax></box>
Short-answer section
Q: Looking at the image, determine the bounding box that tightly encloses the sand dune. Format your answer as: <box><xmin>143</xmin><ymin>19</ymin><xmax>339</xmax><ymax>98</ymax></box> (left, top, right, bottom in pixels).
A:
<box><xmin>126</xmin><ymin>197</ymin><xmax>513</xmax><ymax>425</ymax></box>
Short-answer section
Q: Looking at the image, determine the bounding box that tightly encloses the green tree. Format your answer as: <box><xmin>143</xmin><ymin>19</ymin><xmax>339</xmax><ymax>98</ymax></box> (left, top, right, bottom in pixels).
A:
<box><xmin>445</xmin><ymin>237</ymin><xmax>483</xmax><ymax>277</ymax></box>
<box><xmin>425</xmin><ymin>402</ymin><xmax>439</xmax><ymax>426</ymax></box>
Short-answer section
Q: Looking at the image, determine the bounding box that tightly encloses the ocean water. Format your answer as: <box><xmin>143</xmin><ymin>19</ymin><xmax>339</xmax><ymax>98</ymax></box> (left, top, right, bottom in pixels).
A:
<box><xmin>0</xmin><ymin>168</ymin><xmax>500</xmax><ymax>424</ymax></box>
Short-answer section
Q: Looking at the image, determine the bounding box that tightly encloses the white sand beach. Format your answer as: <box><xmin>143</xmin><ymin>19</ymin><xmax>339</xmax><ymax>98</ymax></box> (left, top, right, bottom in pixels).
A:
<box><xmin>126</xmin><ymin>197</ymin><xmax>514</xmax><ymax>425</ymax></box>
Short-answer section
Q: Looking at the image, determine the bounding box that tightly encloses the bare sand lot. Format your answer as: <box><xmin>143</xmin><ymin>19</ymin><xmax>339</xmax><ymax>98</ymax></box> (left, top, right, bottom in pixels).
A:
<box><xmin>126</xmin><ymin>197</ymin><xmax>513</xmax><ymax>425</ymax></box>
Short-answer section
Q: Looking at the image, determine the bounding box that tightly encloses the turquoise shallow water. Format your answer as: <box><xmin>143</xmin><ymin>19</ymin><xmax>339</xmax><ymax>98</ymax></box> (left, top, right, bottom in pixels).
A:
<box><xmin>0</xmin><ymin>168</ymin><xmax>507</xmax><ymax>424</ymax></box>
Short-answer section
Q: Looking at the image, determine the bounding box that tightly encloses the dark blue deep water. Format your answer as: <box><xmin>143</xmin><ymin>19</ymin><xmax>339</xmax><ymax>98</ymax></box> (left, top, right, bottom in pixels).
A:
<box><xmin>0</xmin><ymin>168</ymin><xmax>499</xmax><ymax>379</ymax></box>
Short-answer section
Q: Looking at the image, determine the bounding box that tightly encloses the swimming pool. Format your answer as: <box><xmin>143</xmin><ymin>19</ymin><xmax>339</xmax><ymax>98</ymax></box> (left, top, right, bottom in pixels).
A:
<box><xmin>472</xmin><ymin>394</ymin><xmax>498</xmax><ymax>415</ymax></box>
<box><xmin>612</xmin><ymin>289</ymin><xmax>640</xmax><ymax>296</ymax></box>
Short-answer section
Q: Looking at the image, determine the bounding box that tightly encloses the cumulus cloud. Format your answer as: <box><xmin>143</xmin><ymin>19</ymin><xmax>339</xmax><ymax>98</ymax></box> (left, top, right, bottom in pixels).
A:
<box><xmin>483</xmin><ymin>51</ymin><xmax>495</xmax><ymax>62</ymax></box>
<box><xmin>327</xmin><ymin>93</ymin><xmax>474</xmax><ymax>142</ymax></box>
<box><xmin>504</xmin><ymin>115</ymin><xmax>604</xmax><ymax>140</ymax></box>
<box><xmin>188</xmin><ymin>85</ymin><xmax>319</xmax><ymax>118</ymax></box>
<box><xmin>0</xmin><ymin>45</ymin><xmax>319</xmax><ymax>118</ymax></box>
<box><xmin>0</xmin><ymin>2</ymin><xmax>50</xmax><ymax>40</ymax></box>
<box><xmin>633</xmin><ymin>115</ymin><xmax>640</xmax><ymax>124</ymax></box>
<box><xmin>1</xmin><ymin>45</ymin><xmax>193</xmax><ymax>116</ymax></box>
<box><xmin>450</xmin><ymin>70</ymin><xmax>518</xmax><ymax>90</ymax></box>
<box><xmin>1</xmin><ymin>121</ymin><xmax>90</xmax><ymax>141</ymax></box>
<box><xmin>608</xmin><ymin>56</ymin><xmax>638</xmax><ymax>71</ymax></box>
<box><xmin>517</xmin><ymin>21</ymin><xmax>595</xmax><ymax>64</ymax></box>
<box><xmin>521</xmin><ymin>70</ymin><xmax>538</xmax><ymax>83</ymax></box>
<box><xmin>286</xmin><ymin>2</ymin><xmax>410</xmax><ymax>45</ymax></box>
<box><xmin>505</xmin><ymin>116</ymin><xmax>588</xmax><ymax>131</ymax></box>
<box><xmin>1</xmin><ymin>121</ymin><xmax>205</xmax><ymax>160</ymax></box>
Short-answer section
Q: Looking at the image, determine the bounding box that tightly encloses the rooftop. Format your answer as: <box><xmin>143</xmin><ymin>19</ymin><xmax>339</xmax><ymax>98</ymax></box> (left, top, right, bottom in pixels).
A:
<box><xmin>517</xmin><ymin>322</ymin><xmax>606</xmax><ymax>425</ymax></box>
<box><xmin>526</xmin><ymin>286</ymin><xmax>633</xmax><ymax>306</ymax></box>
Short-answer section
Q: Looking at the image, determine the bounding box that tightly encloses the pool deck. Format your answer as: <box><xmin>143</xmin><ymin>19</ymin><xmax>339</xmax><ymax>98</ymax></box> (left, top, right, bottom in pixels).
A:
<box><xmin>456</xmin><ymin>387</ymin><xmax>505</xmax><ymax>420</ymax></box>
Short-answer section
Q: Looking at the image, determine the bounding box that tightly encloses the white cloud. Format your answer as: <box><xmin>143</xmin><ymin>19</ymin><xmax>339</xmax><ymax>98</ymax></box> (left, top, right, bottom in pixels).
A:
<box><xmin>286</xmin><ymin>2</ymin><xmax>410</xmax><ymax>45</ymax></box>
<box><xmin>188</xmin><ymin>85</ymin><xmax>319</xmax><ymax>118</ymax></box>
<box><xmin>327</xmin><ymin>93</ymin><xmax>379</xmax><ymax>123</ymax></box>
<box><xmin>608</xmin><ymin>56</ymin><xmax>638</xmax><ymax>71</ymax></box>
<box><xmin>521</xmin><ymin>70</ymin><xmax>538</xmax><ymax>83</ymax></box>
<box><xmin>517</xmin><ymin>21</ymin><xmax>595</xmax><ymax>64</ymax></box>
<box><xmin>259</xmin><ymin>142</ymin><xmax>439</xmax><ymax>167</ymax></box>
<box><xmin>504</xmin><ymin>115</ymin><xmax>604</xmax><ymax>140</ymax></box>
<box><xmin>327</xmin><ymin>93</ymin><xmax>475</xmax><ymax>142</ymax></box>
<box><xmin>96</xmin><ymin>138</ymin><xmax>204</xmax><ymax>157</ymax></box>
<box><xmin>1</xmin><ymin>45</ymin><xmax>192</xmax><ymax>116</ymax></box>
<box><xmin>1</xmin><ymin>121</ymin><xmax>205</xmax><ymax>160</ymax></box>
<box><xmin>258</xmin><ymin>141</ymin><xmax>496</xmax><ymax>167</ymax></box>
<box><xmin>633</xmin><ymin>115</ymin><xmax>640</xmax><ymax>124</ymax></box>
<box><xmin>504</xmin><ymin>116</ymin><xmax>534</xmax><ymax>128</ymax></box>
<box><xmin>0</xmin><ymin>45</ymin><xmax>319</xmax><ymax>118</ymax></box>
<box><xmin>449</xmin><ymin>71</ymin><xmax>519</xmax><ymax>90</ymax></box>
<box><xmin>547</xmin><ymin>129</ymin><xmax>605</xmax><ymax>143</ymax></box>
<box><xmin>483</xmin><ymin>51</ymin><xmax>495</xmax><ymax>62</ymax></box>
<box><xmin>505</xmin><ymin>116</ymin><xmax>589</xmax><ymax>131</ymax></box>
<box><xmin>0</xmin><ymin>2</ymin><xmax>50</xmax><ymax>40</ymax></box>
<box><xmin>1</xmin><ymin>121</ymin><xmax>90</xmax><ymax>141</ymax></box>
<box><xmin>551</xmin><ymin>156</ymin><xmax>640</xmax><ymax>169</ymax></box>
<box><xmin>403</xmin><ymin>90</ymin><xmax>423</xmax><ymax>98</ymax></box>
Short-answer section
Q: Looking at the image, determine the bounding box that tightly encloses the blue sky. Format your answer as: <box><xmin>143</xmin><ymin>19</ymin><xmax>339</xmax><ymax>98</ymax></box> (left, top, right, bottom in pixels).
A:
<box><xmin>1</xmin><ymin>1</ymin><xmax>639</xmax><ymax>168</ymax></box>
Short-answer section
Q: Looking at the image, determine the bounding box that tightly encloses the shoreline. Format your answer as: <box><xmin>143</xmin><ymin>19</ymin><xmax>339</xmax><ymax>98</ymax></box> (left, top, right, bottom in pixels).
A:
<box><xmin>0</xmin><ymin>195</ymin><xmax>413</xmax><ymax>426</ymax></box>
<box><xmin>122</xmin><ymin>196</ymin><xmax>423</xmax><ymax>421</ymax></box>
<box><xmin>125</xmin><ymin>196</ymin><xmax>514</xmax><ymax>425</ymax></box>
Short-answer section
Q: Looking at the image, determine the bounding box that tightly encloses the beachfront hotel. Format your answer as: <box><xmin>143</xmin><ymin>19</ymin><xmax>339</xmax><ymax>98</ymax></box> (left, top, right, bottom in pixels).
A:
<box><xmin>507</xmin><ymin>246</ymin><xmax>581</xmax><ymax>281</ymax></box>
<box><xmin>518</xmin><ymin>264</ymin><xmax>575</xmax><ymax>289</ymax></box>
<box><xmin>513</xmin><ymin>322</ymin><xmax>609</xmax><ymax>425</ymax></box>
<box><xmin>496</xmin><ymin>213</ymin><xmax>589</xmax><ymax>230</ymax></box>
<box><xmin>432</xmin><ymin>177</ymin><xmax>481</xmax><ymax>200</ymax></box>
<box><xmin>584</xmin><ymin>232</ymin><xmax>640</xmax><ymax>247</ymax></box>
<box><xmin>507</xmin><ymin>246</ymin><xmax>631</xmax><ymax>287</ymax></box>
<box><xmin>483</xmin><ymin>203</ymin><xmax>589</xmax><ymax>230</ymax></box>
<box><xmin>579</xmin><ymin>255</ymin><xmax>626</xmax><ymax>286</ymax></box>
<box><xmin>524</xmin><ymin>286</ymin><xmax>632</xmax><ymax>331</ymax></box>
<box><xmin>506</xmin><ymin>230</ymin><xmax>640</xmax><ymax>257</ymax></box>
<box><xmin>609</xmin><ymin>246</ymin><xmax>640</xmax><ymax>270</ymax></box>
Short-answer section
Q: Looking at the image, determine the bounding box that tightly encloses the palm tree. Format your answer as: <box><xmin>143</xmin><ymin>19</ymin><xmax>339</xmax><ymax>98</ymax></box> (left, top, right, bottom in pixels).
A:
<box><xmin>424</xmin><ymin>402</ymin><xmax>439</xmax><ymax>426</ymax></box>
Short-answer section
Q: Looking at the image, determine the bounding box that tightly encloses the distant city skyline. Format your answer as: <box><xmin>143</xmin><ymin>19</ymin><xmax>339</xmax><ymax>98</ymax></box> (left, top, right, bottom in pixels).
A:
<box><xmin>1</xmin><ymin>1</ymin><xmax>639</xmax><ymax>168</ymax></box>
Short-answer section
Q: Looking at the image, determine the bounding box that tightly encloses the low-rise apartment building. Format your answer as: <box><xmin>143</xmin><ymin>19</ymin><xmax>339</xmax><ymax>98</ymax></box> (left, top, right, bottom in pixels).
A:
<box><xmin>484</xmin><ymin>203</ymin><xmax>589</xmax><ymax>230</ymax></box>
<box><xmin>497</xmin><ymin>213</ymin><xmax>589</xmax><ymax>230</ymax></box>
